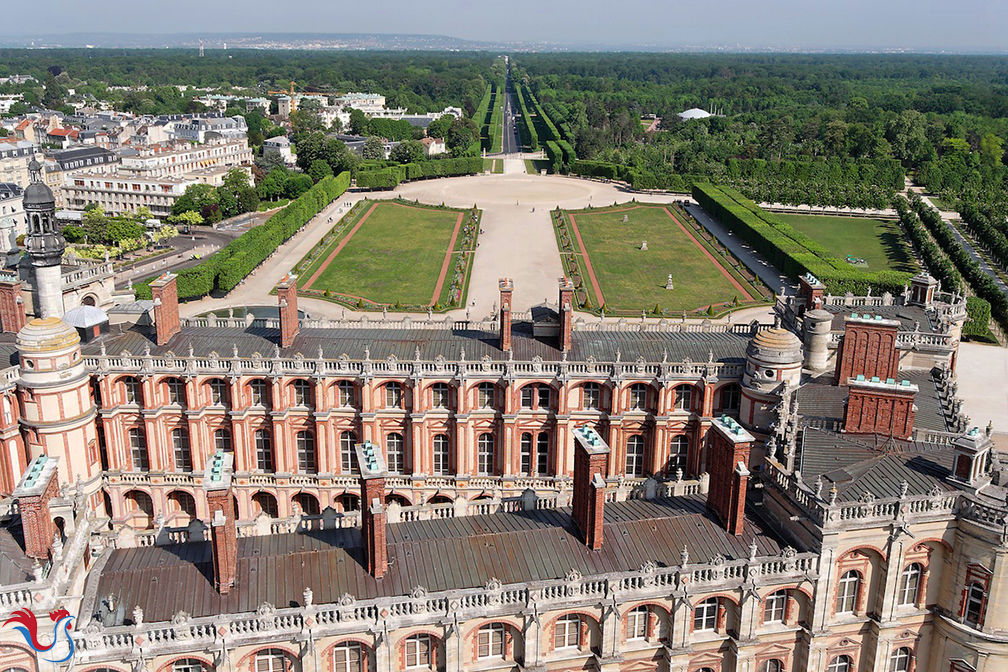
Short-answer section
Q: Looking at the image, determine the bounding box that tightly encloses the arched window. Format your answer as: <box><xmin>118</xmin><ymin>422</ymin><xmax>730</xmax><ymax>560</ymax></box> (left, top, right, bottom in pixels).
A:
<box><xmin>898</xmin><ymin>563</ymin><xmax>922</xmax><ymax>606</ymax></box>
<box><xmin>764</xmin><ymin>590</ymin><xmax>787</xmax><ymax>623</ymax></box>
<box><xmin>431</xmin><ymin>382</ymin><xmax>451</xmax><ymax>409</ymax></box>
<box><xmin>719</xmin><ymin>383</ymin><xmax>741</xmax><ymax>412</ymax></box>
<box><xmin>477</xmin><ymin>382</ymin><xmax>495</xmax><ymax>409</ymax></box>
<box><xmin>553</xmin><ymin>614</ymin><xmax>581</xmax><ymax>650</ymax></box>
<box><xmin>626</xmin><ymin>435</ymin><xmax>645</xmax><ymax>477</ymax></box>
<box><xmin>338</xmin><ymin>381</ymin><xmax>356</xmax><ymax>407</ymax></box>
<box><xmin>339</xmin><ymin>493</ymin><xmax>360</xmax><ymax>512</ymax></box>
<box><xmin>693</xmin><ymin>597</ymin><xmax>718</xmax><ymax>631</ymax></box>
<box><xmin>214</xmin><ymin>428</ymin><xmax>232</xmax><ymax>452</ymax></box>
<box><xmin>294</xmin><ymin>492</ymin><xmax>320</xmax><ymax>516</ymax></box>
<box><xmin>254</xmin><ymin>429</ymin><xmax>274</xmax><ymax>472</ymax></box>
<box><xmin>536</xmin><ymin>432</ymin><xmax>550</xmax><ymax>475</ymax></box>
<box><xmin>252</xmin><ymin>492</ymin><xmax>278</xmax><ymax>518</ymax></box>
<box><xmin>208</xmin><ymin>378</ymin><xmax>229</xmax><ymax>407</ymax></box>
<box><xmin>165</xmin><ymin>377</ymin><xmax>186</xmax><ymax>407</ymax></box>
<box><xmin>129</xmin><ymin>427</ymin><xmax>149</xmax><ymax>471</ymax></box>
<box><xmin>255</xmin><ymin>649</ymin><xmax>288</xmax><ymax>672</ymax></box>
<box><xmin>123</xmin><ymin>376</ymin><xmax>142</xmax><ymax>405</ymax></box>
<box><xmin>125</xmin><ymin>490</ymin><xmax>154</xmax><ymax>529</ymax></box>
<box><xmin>673</xmin><ymin>385</ymin><xmax>692</xmax><ymax>411</ymax></box>
<box><xmin>341</xmin><ymin>431</ymin><xmax>358</xmax><ymax>473</ymax></box>
<box><xmin>387</xmin><ymin>433</ymin><xmax>405</xmax><ymax>474</ymax></box>
<box><xmin>167</xmin><ymin>491</ymin><xmax>196</xmax><ymax>523</ymax></box>
<box><xmin>627</xmin><ymin>605</ymin><xmax>649</xmax><ymax>641</ymax></box>
<box><xmin>476</xmin><ymin>623</ymin><xmax>506</xmax><ymax>659</ymax></box>
<box><xmin>385</xmin><ymin>382</ymin><xmax>403</xmax><ymax>408</ymax></box>
<box><xmin>433</xmin><ymin>434</ymin><xmax>451</xmax><ymax>476</ymax></box>
<box><xmin>583</xmin><ymin>382</ymin><xmax>601</xmax><ymax>410</ymax></box>
<box><xmin>668</xmin><ymin>435</ymin><xmax>689</xmax><ymax>474</ymax></box>
<box><xmin>172</xmin><ymin>659</ymin><xmax>209</xmax><ymax>672</ymax></box>
<box><xmin>827</xmin><ymin>655</ymin><xmax>853</xmax><ymax>672</ymax></box>
<box><xmin>296</xmin><ymin>431</ymin><xmax>316</xmax><ymax>474</ymax></box>
<box><xmin>171</xmin><ymin>428</ymin><xmax>192</xmax><ymax>471</ymax></box>
<box><xmin>291</xmin><ymin>379</ymin><xmax>312</xmax><ymax>407</ymax></box>
<box><xmin>249</xmin><ymin>379</ymin><xmax>270</xmax><ymax>408</ymax></box>
<box><xmin>520</xmin><ymin>433</ymin><xmax>533</xmax><ymax>476</ymax></box>
<box><xmin>477</xmin><ymin>433</ymin><xmax>495</xmax><ymax>476</ymax></box>
<box><xmin>964</xmin><ymin>582</ymin><xmax>986</xmax><ymax>625</ymax></box>
<box><xmin>404</xmin><ymin>633</ymin><xmax>434</xmax><ymax>668</ymax></box>
<box><xmin>759</xmin><ymin>661</ymin><xmax>783</xmax><ymax>672</ymax></box>
<box><xmin>836</xmin><ymin>570</ymin><xmax>860</xmax><ymax>614</ymax></box>
<box><xmin>890</xmin><ymin>648</ymin><xmax>912</xmax><ymax>672</ymax></box>
<box><xmin>629</xmin><ymin>383</ymin><xmax>648</xmax><ymax>411</ymax></box>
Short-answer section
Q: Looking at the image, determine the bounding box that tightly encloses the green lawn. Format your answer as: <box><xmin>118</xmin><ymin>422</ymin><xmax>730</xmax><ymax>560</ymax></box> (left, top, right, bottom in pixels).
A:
<box><xmin>300</xmin><ymin>200</ymin><xmax>471</xmax><ymax>307</ymax></box>
<box><xmin>560</xmin><ymin>204</ymin><xmax>759</xmax><ymax>313</ymax></box>
<box><xmin>483</xmin><ymin>158</ymin><xmax>504</xmax><ymax>174</ymax></box>
<box><xmin>776</xmin><ymin>214</ymin><xmax>919</xmax><ymax>273</ymax></box>
<box><xmin>525</xmin><ymin>158</ymin><xmax>548</xmax><ymax>174</ymax></box>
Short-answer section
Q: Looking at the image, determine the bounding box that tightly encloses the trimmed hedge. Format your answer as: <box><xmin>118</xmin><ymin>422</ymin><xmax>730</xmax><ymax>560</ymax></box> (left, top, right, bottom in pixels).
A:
<box><xmin>356</xmin><ymin>157</ymin><xmax>484</xmax><ymax>190</ymax></box>
<box><xmin>964</xmin><ymin>296</ymin><xmax>994</xmax><ymax>340</ymax></box>
<box><xmin>693</xmin><ymin>183</ymin><xmax>912</xmax><ymax>295</ymax></box>
<box><xmin>514</xmin><ymin>83</ymin><xmax>538</xmax><ymax>151</ymax></box>
<box><xmin>134</xmin><ymin>172</ymin><xmax>350</xmax><ymax>300</ymax></box>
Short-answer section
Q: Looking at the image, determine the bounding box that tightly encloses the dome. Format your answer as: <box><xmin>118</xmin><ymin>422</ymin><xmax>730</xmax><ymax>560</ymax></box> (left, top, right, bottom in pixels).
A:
<box><xmin>23</xmin><ymin>159</ymin><xmax>55</xmax><ymax>209</ymax></box>
<box><xmin>64</xmin><ymin>305</ymin><xmax>109</xmax><ymax>329</ymax></box>
<box><xmin>747</xmin><ymin>327</ymin><xmax>802</xmax><ymax>364</ymax></box>
<box><xmin>678</xmin><ymin>108</ymin><xmax>712</xmax><ymax>120</ymax></box>
<box><xmin>16</xmin><ymin>317</ymin><xmax>81</xmax><ymax>354</ymax></box>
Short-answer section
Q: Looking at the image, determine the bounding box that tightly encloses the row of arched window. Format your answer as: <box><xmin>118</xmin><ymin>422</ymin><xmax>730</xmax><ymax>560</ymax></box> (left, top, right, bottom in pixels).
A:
<box><xmin>101</xmin><ymin>376</ymin><xmax>742</xmax><ymax>416</ymax></box>
<box><xmin>834</xmin><ymin>563</ymin><xmax>928</xmax><ymax>615</ymax></box>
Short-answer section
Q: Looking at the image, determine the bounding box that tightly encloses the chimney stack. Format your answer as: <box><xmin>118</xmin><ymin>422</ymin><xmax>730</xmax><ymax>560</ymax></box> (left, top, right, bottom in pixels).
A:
<box><xmin>498</xmin><ymin>278</ymin><xmax>513</xmax><ymax>352</ymax></box>
<box><xmin>150</xmin><ymin>272</ymin><xmax>180</xmax><ymax>346</ymax></box>
<box><xmin>559</xmin><ymin>277</ymin><xmax>574</xmax><ymax>351</ymax></box>
<box><xmin>834</xmin><ymin>313</ymin><xmax>900</xmax><ymax>386</ymax></box>
<box><xmin>572</xmin><ymin>425</ymin><xmax>610</xmax><ymax>550</ymax></box>
<box><xmin>707</xmin><ymin>416</ymin><xmax>754</xmax><ymax>535</ymax></box>
<box><xmin>277</xmin><ymin>273</ymin><xmax>299</xmax><ymax>348</ymax></box>
<box><xmin>203</xmin><ymin>451</ymin><xmax>237</xmax><ymax>594</ymax></box>
<box><xmin>843</xmin><ymin>377</ymin><xmax>917</xmax><ymax>439</ymax></box>
<box><xmin>0</xmin><ymin>276</ymin><xmax>26</xmax><ymax>334</ymax></box>
<box><xmin>13</xmin><ymin>455</ymin><xmax>59</xmax><ymax>560</ymax></box>
<box><xmin>355</xmin><ymin>441</ymin><xmax>388</xmax><ymax>578</ymax></box>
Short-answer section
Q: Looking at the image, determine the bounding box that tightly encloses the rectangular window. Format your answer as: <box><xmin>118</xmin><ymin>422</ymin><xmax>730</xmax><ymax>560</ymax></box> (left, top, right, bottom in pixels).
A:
<box><xmin>627</xmin><ymin>607</ymin><xmax>648</xmax><ymax>640</ymax></box>
<box><xmin>584</xmin><ymin>383</ymin><xmax>601</xmax><ymax>410</ymax></box>
<box><xmin>538</xmin><ymin>386</ymin><xmax>551</xmax><ymax>410</ymax></box>
<box><xmin>432</xmin><ymin>383</ymin><xmax>450</xmax><ymax>409</ymax></box>
<box><xmin>674</xmin><ymin>386</ymin><xmax>692</xmax><ymax>411</ymax></box>
<box><xmin>386</xmin><ymin>383</ymin><xmax>403</xmax><ymax>409</ymax></box>
<box><xmin>404</xmin><ymin>635</ymin><xmax>431</xmax><ymax>668</ymax></box>
<box><xmin>521</xmin><ymin>386</ymin><xmax>534</xmax><ymax>409</ymax></box>
<box><xmin>477</xmin><ymin>624</ymin><xmax>504</xmax><ymax>659</ymax></box>
<box><xmin>554</xmin><ymin>616</ymin><xmax>580</xmax><ymax>649</ymax></box>
<box><xmin>338</xmin><ymin>381</ymin><xmax>356</xmax><ymax>408</ymax></box>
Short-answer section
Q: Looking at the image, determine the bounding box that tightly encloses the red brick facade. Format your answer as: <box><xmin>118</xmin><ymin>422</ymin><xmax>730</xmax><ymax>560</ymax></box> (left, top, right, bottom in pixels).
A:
<box><xmin>499</xmin><ymin>279</ymin><xmax>513</xmax><ymax>352</ymax></box>
<box><xmin>0</xmin><ymin>278</ymin><xmax>26</xmax><ymax>334</ymax></box>
<box><xmin>151</xmin><ymin>273</ymin><xmax>180</xmax><ymax>346</ymax></box>
<box><xmin>834</xmin><ymin>318</ymin><xmax>900</xmax><ymax>385</ymax></box>
<box><xmin>559</xmin><ymin>277</ymin><xmax>574</xmax><ymax>352</ymax></box>
<box><xmin>361</xmin><ymin>473</ymin><xmax>387</xmax><ymax>578</ymax></box>
<box><xmin>572</xmin><ymin>434</ymin><xmax>608</xmax><ymax>551</ymax></box>
<box><xmin>843</xmin><ymin>384</ymin><xmax>916</xmax><ymax>439</ymax></box>
<box><xmin>277</xmin><ymin>274</ymin><xmax>299</xmax><ymax>348</ymax></box>
<box><xmin>706</xmin><ymin>424</ymin><xmax>751</xmax><ymax>536</ymax></box>
<box><xmin>207</xmin><ymin>486</ymin><xmax>238</xmax><ymax>594</ymax></box>
<box><xmin>18</xmin><ymin>468</ymin><xmax>58</xmax><ymax>560</ymax></box>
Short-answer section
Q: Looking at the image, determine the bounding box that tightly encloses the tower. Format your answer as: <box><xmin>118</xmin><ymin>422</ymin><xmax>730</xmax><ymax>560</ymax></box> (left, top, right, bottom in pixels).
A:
<box><xmin>23</xmin><ymin>159</ymin><xmax>65</xmax><ymax>319</ymax></box>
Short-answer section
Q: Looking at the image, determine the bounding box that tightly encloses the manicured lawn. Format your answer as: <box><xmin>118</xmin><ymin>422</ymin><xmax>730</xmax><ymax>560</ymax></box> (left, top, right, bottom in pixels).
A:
<box><xmin>776</xmin><ymin>213</ymin><xmax>919</xmax><ymax>273</ymax></box>
<box><xmin>560</xmin><ymin>204</ymin><xmax>760</xmax><ymax>313</ymax></box>
<box><xmin>299</xmin><ymin>200</ymin><xmax>473</xmax><ymax>307</ymax></box>
<box><xmin>525</xmin><ymin>158</ymin><xmax>548</xmax><ymax>174</ymax></box>
<box><xmin>483</xmin><ymin>158</ymin><xmax>504</xmax><ymax>174</ymax></box>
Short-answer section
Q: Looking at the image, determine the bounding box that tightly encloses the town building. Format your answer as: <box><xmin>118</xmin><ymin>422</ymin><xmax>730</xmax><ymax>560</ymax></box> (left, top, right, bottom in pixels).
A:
<box><xmin>42</xmin><ymin>146</ymin><xmax>120</xmax><ymax>207</ymax></box>
<box><xmin>263</xmin><ymin>135</ymin><xmax>295</xmax><ymax>164</ymax></box>
<box><xmin>0</xmin><ymin>139</ymin><xmax>37</xmax><ymax>187</ymax></box>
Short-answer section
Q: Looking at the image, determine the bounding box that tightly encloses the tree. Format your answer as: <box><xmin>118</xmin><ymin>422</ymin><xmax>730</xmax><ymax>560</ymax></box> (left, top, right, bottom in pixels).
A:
<box><xmin>362</xmin><ymin>136</ymin><xmax>385</xmax><ymax>160</ymax></box>
<box><xmin>390</xmin><ymin>140</ymin><xmax>424</xmax><ymax>164</ymax></box>
<box><xmin>106</xmin><ymin>217</ymin><xmax>146</xmax><ymax>244</ymax></box>
<box><xmin>172</xmin><ymin>183</ymin><xmax>218</xmax><ymax>216</ymax></box>
<box><xmin>886</xmin><ymin>110</ymin><xmax>930</xmax><ymax>166</ymax></box>
<box><xmin>426</xmin><ymin>114</ymin><xmax>453</xmax><ymax>141</ymax></box>
<box><xmin>42</xmin><ymin>72</ymin><xmax>65</xmax><ymax>110</ymax></box>
<box><xmin>446</xmin><ymin>116</ymin><xmax>479</xmax><ymax>154</ymax></box>
<box><xmin>349</xmin><ymin>109</ymin><xmax>368</xmax><ymax>136</ymax></box>
<box><xmin>322</xmin><ymin>137</ymin><xmax>358</xmax><ymax>174</ymax></box>
<box><xmin>979</xmin><ymin>133</ymin><xmax>1005</xmax><ymax>168</ymax></box>
<box><xmin>308</xmin><ymin>159</ymin><xmax>333</xmax><ymax>183</ymax></box>
<box><xmin>62</xmin><ymin>224</ymin><xmax>84</xmax><ymax>243</ymax></box>
<box><xmin>167</xmin><ymin>210</ymin><xmax>205</xmax><ymax>227</ymax></box>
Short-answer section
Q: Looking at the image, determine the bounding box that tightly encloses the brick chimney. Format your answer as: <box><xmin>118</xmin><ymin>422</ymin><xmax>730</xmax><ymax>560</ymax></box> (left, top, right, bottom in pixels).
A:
<box><xmin>13</xmin><ymin>454</ymin><xmax>59</xmax><ymax>560</ymax></box>
<box><xmin>572</xmin><ymin>425</ymin><xmax>610</xmax><ymax>550</ymax></box>
<box><xmin>797</xmin><ymin>273</ymin><xmax>826</xmax><ymax>311</ymax></box>
<box><xmin>0</xmin><ymin>276</ymin><xmax>26</xmax><ymax>334</ymax></box>
<box><xmin>909</xmin><ymin>272</ymin><xmax>939</xmax><ymax>307</ymax></box>
<box><xmin>843</xmin><ymin>377</ymin><xmax>917</xmax><ymax>439</ymax></box>
<box><xmin>277</xmin><ymin>273</ymin><xmax>299</xmax><ymax>348</ymax></box>
<box><xmin>559</xmin><ymin>276</ymin><xmax>574</xmax><ymax>351</ymax></box>
<box><xmin>707</xmin><ymin>416</ymin><xmax>754</xmax><ymax>535</ymax></box>
<box><xmin>355</xmin><ymin>441</ymin><xmax>388</xmax><ymax>578</ymax></box>
<box><xmin>150</xmin><ymin>272</ymin><xmax>180</xmax><ymax>346</ymax></box>
<box><xmin>203</xmin><ymin>451</ymin><xmax>237</xmax><ymax>594</ymax></box>
<box><xmin>498</xmin><ymin>278</ymin><xmax>513</xmax><ymax>352</ymax></box>
<box><xmin>834</xmin><ymin>313</ymin><xmax>900</xmax><ymax>386</ymax></box>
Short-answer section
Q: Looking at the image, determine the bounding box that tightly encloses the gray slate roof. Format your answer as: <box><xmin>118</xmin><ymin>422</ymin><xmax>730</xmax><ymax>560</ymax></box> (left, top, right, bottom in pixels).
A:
<box><xmin>82</xmin><ymin>322</ymin><xmax>751</xmax><ymax>365</ymax></box>
<box><xmin>82</xmin><ymin>495</ymin><xmax>785</xmax><ymax>624</ymax></box>
<box><xmin>824</xmin><ymin>304</ymin><xmax>932</xmax><ymax>332</ymax></box>
<box><xmin>0</xmin><ymin>521</ymin><xmax>33</xmax><ymax>587</ymax></box>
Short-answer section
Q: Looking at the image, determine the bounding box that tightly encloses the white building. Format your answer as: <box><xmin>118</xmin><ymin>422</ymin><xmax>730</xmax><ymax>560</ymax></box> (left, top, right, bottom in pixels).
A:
<box><xmin>172</xmin><ymin>116</ymin><xmax>248</xmax><ymax>143</ymax></box>
<box><xmin>0</xmin><ymin>140</ymin><xmax>37</xmax><ymax>187</ymax></box>
<box><xmin>61</xmin><ymin>171</ymin><xmax>199</xmax><ymax>218</ymax></box>
<box><xmin>118</xmin><ymin>138</ymin><xmax>252</xmax><ymax>179</ymax></box>
<box><xmin>263</xmin><ymin>135</ymin><xmax>295</xmax><ymax>164</ymax></box>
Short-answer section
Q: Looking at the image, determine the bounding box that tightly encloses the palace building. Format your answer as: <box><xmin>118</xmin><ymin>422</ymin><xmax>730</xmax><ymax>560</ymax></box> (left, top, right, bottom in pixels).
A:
<box><xmin>0</xmin><ymin>171</ymin><xmax>1004</xmax><ymax>672</ymax></box>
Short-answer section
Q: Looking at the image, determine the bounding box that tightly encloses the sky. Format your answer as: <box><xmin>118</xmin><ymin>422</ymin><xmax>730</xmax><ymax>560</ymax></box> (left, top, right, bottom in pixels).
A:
<box><xmin>5</xmin><ymin>0</ymin><xmax>1008</xmax><ymax>52</ymax></box>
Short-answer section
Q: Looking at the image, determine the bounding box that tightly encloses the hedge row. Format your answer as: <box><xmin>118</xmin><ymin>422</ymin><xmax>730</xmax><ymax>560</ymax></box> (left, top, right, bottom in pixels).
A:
<box><xmin>522</xmin><ymin>84</ymin><xmax>575</xmax><ymax>170</ymax></box>
<box><xmin>514</xmin><ymin>83</ymin><xmax>538</xmax><ymax>151</ymax></box>
<box><xmin>356</xmin><ymin>157</ymin><xmax>484</xmax><ymax>190</ymax></box>
<box><xmin>964</xmin><ymin>296</ymin><xmax>995</xmax><ymax>340</ymax></box>
<box><xmin>906</xmin><ymin>193</ymin><xmax>1008</xmax><ymax>333</ymax></box>
<box><xmin>470</xmin><ymin>83</ymin><xmax>493</xmax><ymax>156</ymax></box>
<box><xmin>134</xmin><ymin>172</ymin><xmax>350</xmax><ymax>300</ymax></box>
<box><xmin>893</xmin><ymin>197</ymin><xmax>964</xmax><ymax>294</ymax></box>
<box><xmin>693</xmin><ymin>183</ymin><xmax>912</xmax><ymax>295</ymax></box>
<box><xmin>959</xmin><ymin>201</ymin><xmax>1008</xmax><ymax>275</ymax></box>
